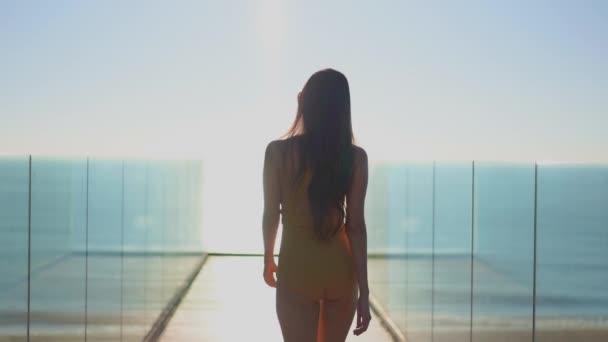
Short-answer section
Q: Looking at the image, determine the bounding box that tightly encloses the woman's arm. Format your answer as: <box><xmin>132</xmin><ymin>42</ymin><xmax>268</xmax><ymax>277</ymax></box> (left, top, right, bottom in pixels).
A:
<box><xmin>262</xmin><ymin>140</ymin><xmax>281</xmax><ymax>287</ymax></box>
<box><xmin>346</xmin><ymin>146</ymin><xmax>369</xmax><ymax>295</ymax></box>
<box><xmin>346</xmin><ymin>146</ymin><xmax>371</xmax><ymax>335</ymax></box>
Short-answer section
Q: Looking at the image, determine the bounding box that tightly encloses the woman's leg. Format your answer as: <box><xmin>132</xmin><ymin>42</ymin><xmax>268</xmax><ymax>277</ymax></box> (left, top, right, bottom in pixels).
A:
<box><xmin>276</xmin><ymin>283</ymin><xmax>320</xmax><ymax>342</ymax></box>
<box><xmin>319</xmin><ymin>288</ymin><xmax>357</xmax><ymax>342</ymax></box>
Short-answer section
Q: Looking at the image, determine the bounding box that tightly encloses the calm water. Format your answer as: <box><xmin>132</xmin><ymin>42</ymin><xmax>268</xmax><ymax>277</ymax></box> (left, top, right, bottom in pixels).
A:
<box><xmin>1</xmin><ymin>158</ymin><xmax>606</xmax><ymax>340</ymax></box>
<box><xmin>365</xmin><ymin>162</ymin><xmax>608</xmax><ymax>341</ymax></box>
<box><xmin>0</xmin><ymin>157</ymin><xmax>204</xmax><ymax>341</ymax></box>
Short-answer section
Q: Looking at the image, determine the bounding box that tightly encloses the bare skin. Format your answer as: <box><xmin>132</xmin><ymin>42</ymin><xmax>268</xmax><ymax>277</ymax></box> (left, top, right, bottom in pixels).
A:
<box><xmin>262</xmin><ymin>139</ymin><xmax>371</xmax><ymax>341</ymax></box>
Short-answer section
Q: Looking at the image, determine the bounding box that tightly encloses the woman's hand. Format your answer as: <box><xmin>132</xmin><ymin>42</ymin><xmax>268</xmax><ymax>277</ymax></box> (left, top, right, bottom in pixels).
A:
<box><xmin>263</xmin><ymin>258</ymin><xmax>278</xmax><ymax>288</ymax></box>
<box><xmin>353</xmin><ymin>294</ymin><xmax>372</xmax><ymax>336</ymax></box>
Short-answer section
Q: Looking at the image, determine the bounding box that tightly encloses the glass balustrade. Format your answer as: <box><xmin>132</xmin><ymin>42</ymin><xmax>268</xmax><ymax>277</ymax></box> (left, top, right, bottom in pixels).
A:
<box><xmin>0</xmin><ymin>156</ymin><xmax>205</xmax><ymax>341</ymax></box>
<box><xmin>368</xmin><ymin>161</ymin><xmax>608</xmax><ymax>342</ymax></box>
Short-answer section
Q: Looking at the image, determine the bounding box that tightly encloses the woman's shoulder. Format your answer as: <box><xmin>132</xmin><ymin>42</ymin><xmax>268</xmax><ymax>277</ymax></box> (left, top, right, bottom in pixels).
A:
<box><xmin>351</xmin><ymin>144</ymin><xmax>366</xmax><ymax>154</ymax></box>
<box><xmin>264</xmin><ymin>139</ymin><xmax>283</xmax><ymax>164</ymax></box>
<box><xmin>351</xmin><ymin>144</ymin><xmax>368</xmax><ymax>162</ymax></box>
<box><xmin>266</xmin><ymin>137</ymin><xmax>291</xmax><ymax>152</ymax></box>
<box><xmin>265</xmin><ymin>139</ymin><xmax>283</xmax><ymax>150</ymax></box>
<box><xmin>266</xmin><ymin>136</ymin><xmax>302</xmax><ymax>154</ymax></box>
<box><xmin>265</xmin><ymin>137</ymin><xmax>297</xmax><ymax>162</ymax></box>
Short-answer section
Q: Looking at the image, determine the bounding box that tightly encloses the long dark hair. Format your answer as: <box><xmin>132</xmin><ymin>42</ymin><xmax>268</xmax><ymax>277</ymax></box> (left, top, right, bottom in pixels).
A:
<box><xmin>283</xmin><ymin>68</ymin><xmax>355</xmax><ymax>241</ymax></box>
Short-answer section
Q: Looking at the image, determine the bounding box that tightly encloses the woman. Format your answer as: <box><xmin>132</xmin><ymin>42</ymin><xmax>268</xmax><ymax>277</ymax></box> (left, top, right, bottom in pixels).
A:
<box><xmin>262</xmin><ymin>68</ymin><xmax>371</xmax><ymax>341</ymax></box>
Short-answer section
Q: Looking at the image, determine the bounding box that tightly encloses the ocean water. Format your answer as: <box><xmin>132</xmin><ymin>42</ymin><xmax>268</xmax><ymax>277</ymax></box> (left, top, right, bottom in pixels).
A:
<box><xmin>0</xmin><ymin>157</ymin><xmax>205</xmax><ymax>340</ymax></box>
<box><xmin>366</xmin><ymin>162</ymin><xmax>608</xmax><ymax>341</ymax></box>
<box><xmin>1</xmin><ymin>157</ymin><xmax>606</xmax><ymax>341</ymax></box>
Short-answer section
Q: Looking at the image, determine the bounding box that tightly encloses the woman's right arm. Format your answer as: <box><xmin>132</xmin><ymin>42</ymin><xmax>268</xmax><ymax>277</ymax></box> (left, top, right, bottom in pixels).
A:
<box><xmin>346</xmin><ymin>146</ymin><xmax>371</xmax><ymax>335</ymax></box>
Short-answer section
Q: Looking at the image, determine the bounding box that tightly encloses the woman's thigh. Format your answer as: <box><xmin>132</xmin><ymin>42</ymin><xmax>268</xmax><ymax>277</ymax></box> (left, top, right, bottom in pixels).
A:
<box><xmin>276</xmin><ymin>284</ymin><xmax>320</xmax><ymax>342</ymax></box>
<box><xmin>319</xmin><ymin>289</ymin><xmax>357</xmax><ymax>342</ymax></box>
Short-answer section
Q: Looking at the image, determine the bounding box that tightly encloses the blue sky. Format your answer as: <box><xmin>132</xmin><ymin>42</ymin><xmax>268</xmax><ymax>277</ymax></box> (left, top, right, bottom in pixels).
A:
<box><xmin>1</xmin><ymin>0</ymin><xmax>607</xmax><ymax>163</ymax></box>
<box><xmin>2</xmin><ymin>1</ymin><xmax>607</xmax><ymax>252</ymax></box>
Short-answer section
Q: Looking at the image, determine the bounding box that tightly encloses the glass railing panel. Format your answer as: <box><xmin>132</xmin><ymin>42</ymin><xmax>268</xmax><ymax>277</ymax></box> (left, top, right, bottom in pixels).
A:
<box><xmin>165</xmin><ymin>161</ymin><xmax>181</xmax><ymax>301</ymax></box>
<box><xmin>164</xmin><ymin>161</ymin><xmax>199</xmax><ymax>299</ymax></box>
<box><xmin>0</xmin><ymin>156</ymin><xmax>204</xmax><ymax>341</ymax></box>
<box><xmin>404</xmin><ymin>163</ymin><xmax>434</xmax><ymax>342</ymax></box>
<box><xmin>167</xmin><ymin>161</ymin><xmax>206</xmax><ymax>298</ymax></box>
<box><xmin>0</xmin><ymin>156</ymin><xmax>29</xmax><ymax>340</ymax></box>
<box><xmin>144</xmin><ymin>161</ymin><xmax>164</xmax><ymax>328</ymax></box>
<box><xmin>162</xmin><ymin>161</ymin><xmax>177</xmax><ymax>303</ymax></box>
<box><xmin>29</xmin><ymin>158</ymin><xmax>87</xmax><ymax>341</ymax></box>
<box><xmin>366</xmin><ymin>164</ymin><xmax>391</xmax><ymax>321</ymax></box>
<box><xmin>122</xmin><ymin>160</ymin><xmax>148</xmax><ymax>341</ymax></box>
<box><xmin>472</xmin><ymin>162</ymin><xmax>535</xmax><ymax>341</ymax></box>
<box><xmin>432</xmin><ymin>162</ymin><xmax>473</xmax><ymax>342</ymax></box>
<box><xmin>367</xmin><ymin>163</ymin><xmax>391</xmax><ymax>254</ymax></box>
<box><xmin>367</xmin><ymin>163</ymin><xmax>409</xmax><ymax>331</ymax></box>
<box><xmin>158</xmin><ymin>161</ymin><xmax>171</xmax><ymax>309</ymax></box>
<box><xmin>536</xmin><ymin>164</ymin><xmax>608</xmax><ymax>341</ymax></box>
<box><xmin>188</xmin><ymin>161</ymin><xmax>202</xmax><ymax>262</ymax></box>
<box><xmin>86</xmin><ymin>159</ymin><xmax>123</xmax><ymax>340</ymax></box>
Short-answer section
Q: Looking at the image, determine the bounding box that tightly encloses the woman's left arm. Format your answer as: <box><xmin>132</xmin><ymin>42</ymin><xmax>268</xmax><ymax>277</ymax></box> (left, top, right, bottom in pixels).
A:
<box><xmin>262</xmin><ymin>140</ymin><xmax>281</xmax><ymax>287</ymax></box>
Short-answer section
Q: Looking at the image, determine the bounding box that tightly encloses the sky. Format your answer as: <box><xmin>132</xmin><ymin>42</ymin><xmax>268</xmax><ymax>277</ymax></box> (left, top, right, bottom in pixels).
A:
<box><xmin>2</xmin><ymin>1</ymin><xmax>607</xmax><ymax>252</ymax></box>
<box><xmin>1</xmin><ymin>0</ymin><xmax>607</xmax><ymax>162</ymax></box>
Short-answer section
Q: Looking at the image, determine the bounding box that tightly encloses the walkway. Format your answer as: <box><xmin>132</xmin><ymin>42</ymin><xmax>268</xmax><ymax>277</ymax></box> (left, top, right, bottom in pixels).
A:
<box><xmin>160</xmin><ymin>255</ymin><xmax>393</xmax><ymax>341</ymax></box>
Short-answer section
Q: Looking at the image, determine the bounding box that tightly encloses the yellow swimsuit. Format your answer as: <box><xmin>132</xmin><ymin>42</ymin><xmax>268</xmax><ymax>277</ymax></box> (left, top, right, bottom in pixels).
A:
<box><xmin>276</xmin><ymin>168</ymin><xmax>357</xmax><ymax>301</ymax></box>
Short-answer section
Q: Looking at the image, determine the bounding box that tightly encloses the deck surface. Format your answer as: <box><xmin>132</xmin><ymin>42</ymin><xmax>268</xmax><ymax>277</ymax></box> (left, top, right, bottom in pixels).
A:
<box><xmin>160</xmin><ymin>255</ymin><xmax>393</xmax><ymax>341</ymax></box>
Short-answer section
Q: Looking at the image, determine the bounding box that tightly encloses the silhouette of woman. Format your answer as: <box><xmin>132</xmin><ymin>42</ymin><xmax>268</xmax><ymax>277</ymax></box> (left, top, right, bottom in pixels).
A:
<box><xmin>262</xmin><ymin>68</ymin><xmax>371</xmax><ymax>341</ymax></box>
